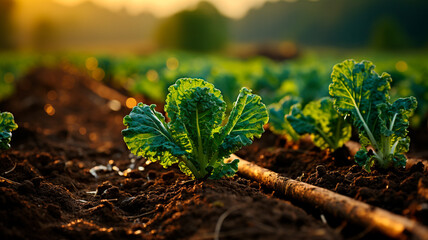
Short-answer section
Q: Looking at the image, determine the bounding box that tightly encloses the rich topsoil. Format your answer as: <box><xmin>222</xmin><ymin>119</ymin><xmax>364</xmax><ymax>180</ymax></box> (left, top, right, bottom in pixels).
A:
<box><xmin>0</xmin><ymin>66</ymin><xmax>342</xmax><ymax>240</ymax></box>
<box><xmin>237</xmin><ymin>131</ymin><xmax>428</xmax><ymax>226</ymax></box>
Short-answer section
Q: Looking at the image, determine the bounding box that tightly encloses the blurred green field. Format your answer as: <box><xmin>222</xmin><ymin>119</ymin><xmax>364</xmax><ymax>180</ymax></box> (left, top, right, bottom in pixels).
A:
<box><xmin>1</xmin><ymin>50</ymin><xmax>427</xmax><ymax>128</ymax></box>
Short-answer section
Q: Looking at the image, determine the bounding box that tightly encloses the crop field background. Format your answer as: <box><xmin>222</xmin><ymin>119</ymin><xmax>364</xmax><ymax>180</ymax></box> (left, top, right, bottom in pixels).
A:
<box><xmin>1</xmin><ymin>0</ymin><xmax>428</xmax><ymax>130</ymax></box>
<box><xmin>1</xmin><ymin>0</ymin><xmax>428</xmax><ymax>239</ymax></box>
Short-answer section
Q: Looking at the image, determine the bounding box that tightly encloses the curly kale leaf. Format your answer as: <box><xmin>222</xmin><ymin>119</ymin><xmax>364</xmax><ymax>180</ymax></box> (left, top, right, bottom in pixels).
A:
<box><xmin>122</xmin><ymin>104</ymin><xmax>191</xmax><ymax>172</ymax></box>
<box><xmin>0</xmin><ymin>112</ymin><xmax>18</xmax><ymax>150</ymax></box>
<box><xmin>165</xmin><ymin>78</ymin><xmax>227</xmax><ymax>178</ymax></box>
<box><xmin>216</xmin><ymin>87</ymin><xmax>269</xmax><ymax>160</ymax></box>
<box><xmin>268</xmin><ymin>96</ymin><xmax>301</xmax><ymax>141</ymax></box>
<box><xmin>330</xmin><ymin>59</ymin><xmax>417</xmax><ymax>171</ymax></box>
<box><xmin>123</xmin><ymin>78</ymin><xmax>268</xmax><ymax>179</ymax></box>
<box><xmin>287</xmin><ymin>97</ymin><xmax>351</xmax><ymax>151</ymax></box>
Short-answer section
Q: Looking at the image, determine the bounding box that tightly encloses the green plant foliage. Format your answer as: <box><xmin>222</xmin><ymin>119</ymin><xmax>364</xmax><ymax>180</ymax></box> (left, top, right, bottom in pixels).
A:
<box><xmin>122</xmin><ymin>78</ymin><xmax>268</xmax><ymax>179</ymax></box>
<box><xmin>268</xmin><ymin>96</ymin><xmax>301</xmax><ymax>141</ymax></box>
<box><xmin>329</xmin><ymin>59</ymin><xmax>417</xmax><ymax>171</ymax></box>
<box><xmin>0</xmin><ymin>112</ymin><xmax>18</xmax><ymax>150</ymax></box>
<box><xmin>287</xmin><ymin>97</ymin><xmax>351</xmax><ymax>151</ymax></box>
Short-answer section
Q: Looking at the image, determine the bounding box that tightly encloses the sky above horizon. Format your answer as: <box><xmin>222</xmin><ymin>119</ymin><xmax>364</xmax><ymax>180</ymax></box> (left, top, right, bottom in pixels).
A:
<box><xmin>53</xmin><ymin>0</ymin><xmax>289</xmax><ymax>18</ymax></box>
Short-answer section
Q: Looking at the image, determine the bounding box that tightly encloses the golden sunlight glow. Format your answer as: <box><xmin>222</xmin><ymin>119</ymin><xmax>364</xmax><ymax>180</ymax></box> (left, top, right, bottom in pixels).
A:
<box><xmin>395</xmin><ymin>61</ymin><xmax>408</xmax><ymax>72</ymax></box>
<box><xmin>166</xmin><ymin>57</ymin><xmax>179</xmax><ymax>70</ymax></box>
<box><xmin>85</xmin><ymin>57</ymin><xmax>98</xmax><ymax>71</ymax></box>
<box><xmin>47</xmin><ymin>90</ymin><xmax>58</xmax><ymax>101</ymax></box>
<box><xmin>108</xmin><ymin>99</ymin><xmax>121</xmax><ymax>111</ymax></box>
<box><xmin>44</xmin><ymin>104</ymin><xmax>56</xmax><ymax>116</ymax></box>
<box><xmin>3</xmin><ymin>73</ymin><xmax>15</xmax><ymax>83</ymax></box>
<box><xmin>53</xmin><ymin>0</ymin><xmax>274</xmax><ymax>19</ymax></box>
<box><xmin>79</xmin><ymin>127</ymin><xmax>87</xmax><ymax>135</ymax></box>
<box><xmin>146</xmin><ymin>70</ymin><xmax>159</xmax><ymax>82</ymax></box>
<box><xmin>92</xmin><ymin>68</ymin><xmax>105</xmax><ymax>81</ymax></box>
<box><xmin>126</xmin><ymin>97</ymin><xmax>137</xmax><ymax>109</ymax></box>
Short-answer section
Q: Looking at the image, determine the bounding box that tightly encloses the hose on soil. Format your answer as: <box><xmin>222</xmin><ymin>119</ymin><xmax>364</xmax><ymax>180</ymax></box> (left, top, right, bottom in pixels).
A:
<box><xmin>228</xmin><ymin>154</ymin><xmax>428</xmax><ymax>240</ymax></box>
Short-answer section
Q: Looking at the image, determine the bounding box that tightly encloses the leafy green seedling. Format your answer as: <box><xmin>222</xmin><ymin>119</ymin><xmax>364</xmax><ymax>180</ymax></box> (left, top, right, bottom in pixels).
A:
<box><xmin>122</xmin><ymin>78</ymin><xmax>268</xmax><ymax>179</ymax></box>
<box><xmin>329</xmin><ymin>60</ymin><xmax>417</xmax><ymax>171</ymax></box>
<box><xmin>268</xmin><ymin>96</ymin><xmax>301</xmax><ymax>142</ymax></box>
<box><xmin>287</xmin><ymin>97</ymin><xmax>351</xmax><ymax>151</ymax></box>
<box><xmin>0</xmin><ymin>112</ymin><xmax>18</xmax><ymax>150</ymax></box>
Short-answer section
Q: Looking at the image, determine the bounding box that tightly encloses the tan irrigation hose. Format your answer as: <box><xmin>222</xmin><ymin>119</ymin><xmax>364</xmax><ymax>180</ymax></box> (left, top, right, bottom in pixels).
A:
<box><xmin>228</xmin><ymin>154</ymin><xmax>428</xmax><ymax>240</ymax></box>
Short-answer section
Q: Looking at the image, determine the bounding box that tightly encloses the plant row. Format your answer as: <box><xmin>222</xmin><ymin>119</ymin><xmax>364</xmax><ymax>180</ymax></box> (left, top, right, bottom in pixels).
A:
<box><xmin>121</xmin><ymin>59</ymin><xmax>417</xmax><ymax>179</ymax></box>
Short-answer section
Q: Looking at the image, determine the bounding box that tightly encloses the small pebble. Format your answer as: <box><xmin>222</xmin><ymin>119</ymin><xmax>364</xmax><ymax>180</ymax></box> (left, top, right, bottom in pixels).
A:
<box><xmin>101</xmin><ymin>186</ymin><xmax>120</xmax><ymax>199</ymax></box>
<box><xmin>47</xmin><ymin>204</ymin><xmax>62</xmax><ymax>219</ymax></box>
<box><xmin>31</xmin><ymin>177</ymin><xmax>43</xmax><ymax>188</ymax></box>
<box><xmin>96</xmin><ymin>181</ymin><xmax>113</xmax><ymax>196</ymax></box>
<box><xmin>161</xmin><ymin>171</ymin><xmax>175</xmax><ymax>181</ymax></box>
<box><xmin>18</xmin><ymin>180</ymin><xmax>35</xmax><ymax>194</ymax></box>
<box><xmin>147</xmin><ymin>170</ymin><xmax>157</xmax><ymax>180</ymax></box>
<box><xmin>316</xmin><ymin>165</ymin><xmax>327</xmax><ymax>178</ymax></box>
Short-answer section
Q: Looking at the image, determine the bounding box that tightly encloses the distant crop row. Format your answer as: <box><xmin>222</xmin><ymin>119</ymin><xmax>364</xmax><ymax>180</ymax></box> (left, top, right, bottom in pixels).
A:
<box><xmin>1</xmin><ymin>51</ymin><xmax>427</xmax><ymax>128</ymax></box>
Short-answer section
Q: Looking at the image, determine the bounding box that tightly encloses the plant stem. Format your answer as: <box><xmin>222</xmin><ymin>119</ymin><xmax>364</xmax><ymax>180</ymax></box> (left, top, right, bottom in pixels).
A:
<box><xmin>181</xmin><ymin>156</ymin><xmax>202</xmax><ymax>179</ymax></box>
<box><xmin>195</xmin><ymin>108</ymin><xmax>208</xmax><ymax>176</ymax></box>
<box><xmin>354</xmin><ymin>105</ymin><xmax>379</xmax><ymax>151</ymax></box>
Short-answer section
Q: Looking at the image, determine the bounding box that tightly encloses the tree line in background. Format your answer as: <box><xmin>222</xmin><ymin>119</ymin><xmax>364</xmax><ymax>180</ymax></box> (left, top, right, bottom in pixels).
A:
<box><xmin>1</xmin><ymin>0</ymin><xmax>427</xmax><ymax>52</ymax></box>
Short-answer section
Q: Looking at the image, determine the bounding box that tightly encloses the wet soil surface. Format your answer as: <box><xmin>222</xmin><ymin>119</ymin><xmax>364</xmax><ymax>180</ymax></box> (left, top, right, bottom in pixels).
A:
<box><xmin>237</xmin><ymin>131</ymin><xmax>428</xmax><ymax>226</ymax></box>
<box><xmin>0</xmin><ymin>67</ymin><xmax>340</xmax><ymax>240</ymax></box>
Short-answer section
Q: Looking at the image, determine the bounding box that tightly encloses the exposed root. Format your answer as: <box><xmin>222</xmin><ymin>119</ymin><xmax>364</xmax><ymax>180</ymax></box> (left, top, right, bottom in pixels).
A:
<box><xmin>0</xmin><ymin>176</ymin><xmax>19</xmax><ymax>185</ymax></box>
<box><xmin>2</xmin><ymin>161</ymin><xmax>16</xmax><ymax>175</ymax></box>
<box><xmin>214</xmin><ymin>206</ymin><xmax>241</xmax><ymax>240</ymax></box>
<box><xmin>125</xmin><ymin>209</ymin><xmax>157</xmax><ymax>219</ymax></box>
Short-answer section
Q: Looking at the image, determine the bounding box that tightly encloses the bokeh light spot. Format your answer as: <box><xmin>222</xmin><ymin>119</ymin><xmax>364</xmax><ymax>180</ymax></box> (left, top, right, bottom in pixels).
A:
<box><xmin>47</xmin><ymin>90</ymin><xmax>58</xmax><ymax>101</ymax></box>
<box><xmin>79</xmin><ymin>127</ymin><xmax>87</xmax><ymax>135</ymax></box>
<box><xmin>395</xmin><ymin>61</ymin><xmax>408</xmax><ymax>72</ymax></box>
<box><xmin>126</xmin><ymin>97</ymin><xmax>137</xmax><ymax>109</ymax></box>
<box><xmin>146</xmin><ymin>69</ymin><xmax>159</xmax><ymax>82</ymax></box>
<box><xmin>89</xmin><ymin>132</ymin><xmax>98</xmax><ymax>142</ymax></box>
<box><xmin>44</xmin><ymin>104</ymin><xmax>56</xmax><ymax>116</ymax></box>
<box><xmin>4</xmin><ymin>72</ymin><xmax>15</xmax><ymax>83</ymax></box>
<box><xmin>85</xmin><ymin>57</ymin><xmax>98</xmax><ymax>71</ymax></box>
<box><xmin>108</xmin><ymin>99</ymin><xmax>121</xmax><ymax>111</ymax></box>
<box><xmin>92</xmin><ymin>68</ymin><xmax>105</xmax><ymax>81</ymax></box>
<box><xmin>166</xmin><ymin>57</ymin><xmax>179</xmax><ymax>70</ymax></box>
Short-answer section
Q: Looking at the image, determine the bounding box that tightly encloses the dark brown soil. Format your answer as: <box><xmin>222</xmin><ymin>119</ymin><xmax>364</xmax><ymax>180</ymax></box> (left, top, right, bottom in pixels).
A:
<box><xmin>237</xmin><ymin>131</ymin><xmax>428</xmax><ymax>226</ymax></box>
<box><xmin>0</xmin><ymin>67</ymin><xmax>340</xmax><ymax>240</ymax></box>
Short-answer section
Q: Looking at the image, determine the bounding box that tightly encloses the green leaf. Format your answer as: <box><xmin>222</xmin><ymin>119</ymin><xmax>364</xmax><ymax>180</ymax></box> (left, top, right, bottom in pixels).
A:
<box><xmin>287</xmin><ymin>97</ymin><xmax>351</xmax><ymax>150</ymax></box>
<box><xmin>330</xmin><ymin>59</ymin><xmax>417</xmax><ymax>170</ymax></box>
<box><xmin>379</xmin><ymin>97</ymin><xmax>417</xmax><ymax>138</ymax></box>
<box><xmin>165</xmin><ymin>78</ymin><xmax>225</xmax><ymax>152</ymax></box>
<box><xmin>329</xmin><ymin>59</ymin><xmax>391</xmax><ymax>148</ymax></box>
<box><xmin>123</xmin><ymin>78</ymin><xmax>268</xmax><ymax>179</ymax></box>
<box><xmin>0</xmin><ymin>112</ymin><xmax>18</xmax><ymax>150</ymax></box>
<box><xmin>165</xmin><ymin>78</ymin><xmax>226</xmax><ymax>176</ymax></box>
<box><xmin>208</xmin><ymin>159</ymin><xmax>239</xmax><ymax>180</ymax></box>
<box><xmin>122</xmin><ymin>103</ymin><xmax>186</xmax><ymax>168</ymax></box>
<box><xmin>218</xmin><ymin>87</ymin><xmax>269</xmax><ymax>160</ymax></box>
<box><xmin>268</xmin><ymin>95</ymin><xmax>300</xmax><ymax>141</ymax></box>
<box><xmin>354</xmin><ymin>148</ymin><xmax>375</xmax><ymax>172</ymax></box>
